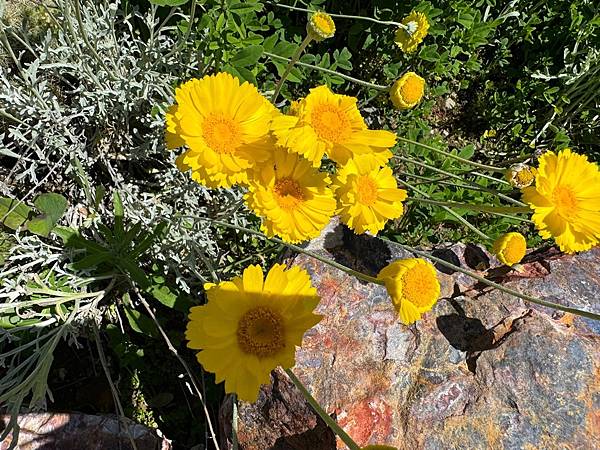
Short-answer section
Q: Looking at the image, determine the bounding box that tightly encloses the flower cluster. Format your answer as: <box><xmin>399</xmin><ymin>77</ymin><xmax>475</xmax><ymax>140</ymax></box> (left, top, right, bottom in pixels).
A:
<box><xmin>394</xmin><ymin>10</ymin><xmax>430</xmax><ymax>53</ymax></box>
<box><xmin>168</xmin><ymin>72</ymin><xmax>408</xmax><ymax>244</ymax></box>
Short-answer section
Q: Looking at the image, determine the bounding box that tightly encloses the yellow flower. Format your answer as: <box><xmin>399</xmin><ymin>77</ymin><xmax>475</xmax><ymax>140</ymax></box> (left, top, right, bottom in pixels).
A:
<box><xmin>389</xmin><ymin>72</ymin><xmax>425</xmax><ymax>110</ymax></box>
<box><xmin>505</xmin><ymin>163</ymin><xmax>537</xmax><ymax>188</ymax></box>
<box><xmin>522</xmin><ymin>148</ymin><xmax>600</xmax><ymax>254</ymax></box>
<box><xmin>288</xmin><ymin>98</ymin><xmax>303</xmax><ymax>116</ymax></box>
<box><xmin>246</xmin><ymin>149</ymin><xmax>337</xmax><ymax>243</ymax></box>
<box><xmin>172</xmin><ymin>72</ymin><xmax>277</xmax><ymax>188</ymax></box>
<box><xmin>333</xmin><ymin>155</ymin><xmax>407</xmax><ymax>234</ymax></box>
<box><xmin>394</xmin><ymin>11</ymin><xmax>429</xmax><ymax>53</ymax></box>
<box><xmin>362</xmin><ymin>446</ymin><xmax>398</xmax><ymax>450</ymax></box>
<box><xmin>186</xmin><ymin>264</ymin><xmax>322</xmax><ymax>402</ymax></box>
<box><xmin>165</xmin><ymin>104</ymin><xmax>185</xmax><ymax>150</ymax></box>
<box><xmin>271</xmin><ymin>85</ymin><xmax>396</xmax><ymax>167</ymax></box>
<box><xmin>493</xmin><ymin>232</ymin><xmax>527</xmax><ymax>266</ymax></box>
<box><xmin>307</xmin><ymin>12</ymin><xmax>335</xmax><ymax>41</ymax></box>
<box><xmin>377</xmin><ymin>258</ymin><xmax>440</xmax><ymax>325</ymax></box>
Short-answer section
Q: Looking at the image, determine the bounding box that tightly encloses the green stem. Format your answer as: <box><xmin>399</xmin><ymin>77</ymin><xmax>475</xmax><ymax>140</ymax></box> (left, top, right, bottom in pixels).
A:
<box><xmin>396</xmin><ymin>137</ymin><xmax>505</xmax><ymax>172</ymax></box>
<box><xmin>379</xmin><ymin>236</ymin><xmax>600</xmax><ymax>322</ymax></box>
<box><xmin>176</xmin><ymin>216</ymin><xmax>383</xmax><ymax>285</ymax></box>
<box><xmin>265</xmin><ymin>52</ymin><xmax>388</xmax><ymax>90</ymax></box>
<box><xmin>285</xmin><ymin>369</ymin><xmax>361</xmax><ymax>450</ymax></box>
<box><xmin>407</xmin><ymin>197</ymin><xmax>532</xmax><ymax>215</ymax></box>
<box><xmin>399</xmin><ymin>180</ymin><xmax>491</xmax><ymax>241</ymax></box>
<box><xmin>271</xmin><ymin>35</ymin><xmax>313</xmax><ymax>103</ymax></box>
<box><xmin>267</xmin><ymin>1</ymin><xmax>407</xmax><ymax>29</ymax></box>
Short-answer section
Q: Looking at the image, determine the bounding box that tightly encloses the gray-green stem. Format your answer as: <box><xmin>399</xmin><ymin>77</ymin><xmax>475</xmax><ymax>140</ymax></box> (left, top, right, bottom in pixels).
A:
<box><xmin>407</xmin><ymin>197</ymin><xmax>532</xmax><ymax>215</ymax></box>
<box><xmin>271</xmin><ymin>35</ymin><xmax>313</xmax><ymax>103</ymax></box>
<box><xmin>265</xmin><ymin>52</ymin><xmax>389</xmax><ymax>90</ymax></box>
<box><xmin>285</xmin><ymin>369</ymin><xmax>361</xmax><ymax>450</ymax></box>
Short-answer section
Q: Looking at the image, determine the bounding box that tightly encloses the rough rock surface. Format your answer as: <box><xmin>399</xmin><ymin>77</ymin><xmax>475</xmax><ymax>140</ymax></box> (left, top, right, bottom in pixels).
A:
<box><xmin>227</xmin><ymin>222</ymin><xmax>600</xmax><ymax>449</ymax></box>
<box><xmin>0</xmin><ymin>413</ymin><xmax>171</xmax><ymax>450</ymax></box>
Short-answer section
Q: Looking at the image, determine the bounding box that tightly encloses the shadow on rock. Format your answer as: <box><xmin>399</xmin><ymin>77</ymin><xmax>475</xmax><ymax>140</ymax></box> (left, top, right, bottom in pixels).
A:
<box><xmin>463</xmin><ymin>243</ymin><xmax>490</xmax><ymax>270</ymax></box>
<box><xmin>431</xmin><ymin>248</ymin><xmax>461</xmax><ymax>275</ymax></box>
<box><xmin>324</xmin><ymin>224</ymin><xmax>393</xmax><ymax>278</ymax></box>
<box><xmin>436</xmin><ymin>307</ymin><xmax>496</xmax><ymax>374</ymax></box>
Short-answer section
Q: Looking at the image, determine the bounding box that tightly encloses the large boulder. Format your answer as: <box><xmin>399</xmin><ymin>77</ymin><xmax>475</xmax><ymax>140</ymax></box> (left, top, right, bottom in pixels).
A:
<box><xmin>225</xmin><ymin>223</ymin><xmax>600</xmax><ymax>449</ymax></box>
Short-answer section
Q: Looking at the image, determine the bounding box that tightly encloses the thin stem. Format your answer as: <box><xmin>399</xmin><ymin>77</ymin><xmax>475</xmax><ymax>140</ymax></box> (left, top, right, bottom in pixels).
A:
<box><xmin>397</xmin><ymin>170</ymin><xmax>527</xmax><ymax>207</ymax></box>
<box><xmin>407</xmin><ymin>197</ymin><xmax>531</xmax><ymax>215</ymax></box>
<box><xmin>285</xmin><ymin>369</ymin><xmax>361</xmax><ymax>450</ymax></box>
<box><xmin>135</xmin><ymin>290</ymin><xmax>221</xmax><ymax>450</ymax></box>
<box><xmin>399</xmin><ymin>180</ymin><xmax>491</xmax><ymax>241</ymax></box>
<box><xmin>265</xmin><ymin>52</ymin><xmax>388</xmax><ymax>90</ymax></box>
<box><xmin>267</xmin><ymin>1</ymin><xmax>407</xmax><ymax>29</ymax></box>
<box><xmin>379</xmin><ymin>236</ymin><xmax>600</xmax><ymax>322</ymax></box>
<box><xmin>396</xmin><ymin>137</ymin><xmax>505</xmax><ymax>172</ymax></box>
<box><xmin>271</xmin><ymin>35</ymin><xmax>313</xmax><ymax>102</ymax></box>
<box><xmin>176</xmin><ymin>216</ymin><xmax>383</xmax><ymax>285</ymax></box>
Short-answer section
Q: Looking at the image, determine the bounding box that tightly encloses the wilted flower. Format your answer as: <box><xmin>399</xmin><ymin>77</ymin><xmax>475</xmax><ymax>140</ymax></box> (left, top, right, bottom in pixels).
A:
<box><xmin>493</xmin><ymin>232</ymin><xmax>527</xmax><ymax>266</ymax></box>
<box><xmin>389</xmin><ymin>72</ymin><xmax>425</xmax><ymax>109</ymax></box>
<box><xmin>505</xmin><ymin>163</ymin><xmax>536</xmax><ymax>188</ymax></box>
<box><xmin>378</xmin><ymin>258</ymin><xmax>440</xmax><ymax>325</ymax></box>
<box><xmin>394</xmin><ymin>11</ymin><xmax>429</xmax><ymax>53</ymax></box>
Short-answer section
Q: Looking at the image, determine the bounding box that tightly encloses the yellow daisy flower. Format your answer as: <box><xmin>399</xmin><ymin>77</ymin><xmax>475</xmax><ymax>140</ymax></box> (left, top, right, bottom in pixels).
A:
<box><xmin>377</xmin><ymin>258</ymin><xmax>440</xmax><ymax>325</ymax></box>
<box><xmin>394</xmin><ymin>11</ymin><xmax>429</xmax><ymax>53</ymax></box>
<box><xmin>271</xmin><ymin>85</ymin><xmax>396</xmax><ymax>167</ymax></box>
<box><xmin>493</xmin><ymin>232</ymin><xmax>527</xmax><ymax>266</ymax></box>
<box><xmin>245</xmin><ymin>149</ymin><xmax>337</xmax><ymax>243</ymax></box>
<box><xmin>505</xmin><ymin>163</ymin><xmax>537</xmax><ymax>188</ymax></box>
<box><xmin>522</xmin><ymin>148</ymin><xmax>600</xmax><ymax>254</ymax></box>
<box><xmin>165</xmin><ymin>104</ymin><xmax>185</xmax><ymax>150</ymax></box>
<box><xmin>186</xmin><ymin>264</ymin><xmax>322</xmax><ymax>402</ymax></box>
<box><xmin>307</xmin><ymin>11</ymin><xmax>335</xmax><ymax>41</ymax></box>
<box><xmin>333</xmin><ymin>155</ymin><xmax>407</xmax><ymax>234</ymax></box>
<box><xmin>389</xmin><ymin>72</ymin><xmax>425</xmax><ymax>110</ymax></box>
<box><xmin>173</xmin><ymin>72</ymin><xmax>277</xmax><ymax>188</ymax></box>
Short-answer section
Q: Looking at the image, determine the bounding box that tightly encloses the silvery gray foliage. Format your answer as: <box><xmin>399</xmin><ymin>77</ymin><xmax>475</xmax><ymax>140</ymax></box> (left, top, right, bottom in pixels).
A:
<box><xmin>0</xmin><ymin>1</ymin><xmax>252</xmax><ymax>441</ymax></box>
<box><xmin>0</xmin><ymin>0</ymin><xmax>253</xmax><ymax>284</ymax></box>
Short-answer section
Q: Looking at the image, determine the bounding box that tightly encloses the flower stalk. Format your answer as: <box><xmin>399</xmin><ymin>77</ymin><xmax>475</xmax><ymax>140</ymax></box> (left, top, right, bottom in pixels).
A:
<box><xmin>407</xmin><ymin>197</ymin><xmax>532</xmax><ymax>215</ymax></box>
<box><xmin>271</xmin><ymin>35</ymin><xmax>313</xmax><ymax>103</ymax></box>
<box><xmin>285</xmin><ymin>368</ymin><xmax>361</xmax><ymax>450</ymax></box>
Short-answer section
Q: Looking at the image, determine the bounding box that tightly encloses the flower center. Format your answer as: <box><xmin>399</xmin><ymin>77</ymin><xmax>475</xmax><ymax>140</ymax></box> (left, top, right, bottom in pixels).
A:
<box><xmin>502</xmin><ymin>236</ymin><xmax>526</xmax><ymax>265</ymax></box>
<box><xmin>401</xmin><ymin>264</ymin><xmax>438</xmax><ymax>308</ymax></box>
<box><xmin>400</xmin><ymin>76</ymin><xmax>425</xmax><ymax>104</ymax></box>
<box><xmin>237</xmin><ymin>306</ymin><xmax>286</xmax><ymax>357</ymax></box>
<box><xmin>312</xmin><ymin>14</ymin><xmax>335</xmax><ymax>35</ymax></box>
<box><xmin>356</xmin><ymin>176</ymin><xmax>379</xmax><ymax>206</ymax></box>
<box><xmin>514</xmin><ymin>168</ymin><xmax>535</xmax><ymax>186</ymax></box>
<box><xmin>273</xmin><ymin>177</ymin><xmax>305</xmax><ymax>210</ymax></box>
<box><xmin>552</xmin><ymin>185</ymin><xmax>578</xmax><ymax>217</ymax></box>
<box><xmin>202</xmin><ymin>114</ymin><xmax>242</xmax><ymax>154</ymax></box>
<box><xmin>310</xmin><ymin>103</ymin><xmax>351</xmax><ymax>143</ymax></box>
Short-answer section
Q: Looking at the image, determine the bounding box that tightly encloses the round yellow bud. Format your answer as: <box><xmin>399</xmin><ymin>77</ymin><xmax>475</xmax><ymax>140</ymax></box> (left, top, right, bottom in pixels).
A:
<box><xmin>389</xmin><ymin>72</ymin><xmax>425</xmax><ymax>110</ymax></box>
<box><xmin>493</xmin><ymin>232</ymin><xmax>527</xmax><ymax>266</ymax></box>
<box><xmin>307</xmin><ymin>12</ymin><xmax>335</xmax><ymax>41</ymax></box>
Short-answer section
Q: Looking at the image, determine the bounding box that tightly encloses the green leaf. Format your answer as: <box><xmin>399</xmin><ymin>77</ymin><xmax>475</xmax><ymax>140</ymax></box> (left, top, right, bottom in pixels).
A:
<box><xmin>0</xmin><ymin>197</ymin><xmax>32</xmax><ymax>230</ymax></box>
<box><xmin>230</xmin><ymin>45</ymin><xmax>263</xmax><ymax>68</ymax></box>
<box><xmin>149</xmin><ymin>0</ymin><xmax>189</xmax><ymax>6</ymax></box>
<box><xmin>113</xmin><ymin>191</ymin><xmax>124</xmax><ymax>238</ymax></box>
<box><xmin>229</xmin><ymin>1</ymin><xmax>263</xmax><ymax>16</ymax></box>
<box><xmin>26</xmin><ymin>193</ymin><xmax>68</xmax><ymax>237</ymax></box>
<box><xmin>123</xmin><ymin>305</ymin><xmax>159</xmax><ymax>338</ymax></box>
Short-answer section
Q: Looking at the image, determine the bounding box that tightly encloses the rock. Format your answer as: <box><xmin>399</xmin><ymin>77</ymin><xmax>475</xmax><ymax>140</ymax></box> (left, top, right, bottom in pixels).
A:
<box><xmin>227</xmin><ymin>223</ymin><xmax>600</xmax><ymax>449</ymax></box>
<box><xmin>0</xmin><ymin>413</ymin><xmax>171</xmax><ymax>450</ymax></box>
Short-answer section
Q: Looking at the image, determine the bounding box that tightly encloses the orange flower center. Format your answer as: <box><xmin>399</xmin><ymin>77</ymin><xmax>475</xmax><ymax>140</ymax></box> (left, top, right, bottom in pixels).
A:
<box><xmin>311</xmin><ymin>103</ymin><xmax>351</xmax><ymax>143</ymax></box>
<box><xmin>501</xmin><ymin>236</ymin><xmax>526</xmax><ymax>265</ymax></box>
<box><xmin>356</xmin><ymin>175</ymin><xmax>378</xmax><ymax>206</ymax></box>
<box><xmin>399</xmin><ymin>76</ymin><xmax>424</xmax><ymax>104</ymax></box>
<box><xmin>202</xmin><ymin>114</ymin><xmax>242</xmax><ymax>154</ymax></box>
<box><xmin>552</xmin><ymin>185</ymin><xmax>578</xmax><ymax>217</ymax></box>
<box><xmin>274</xmin><ymin>177</ymin><xmax>305</xmax><ymax>210</ymax></box>
<box><xmin>237</xmin><ymin>306</ymin><xmax>285</xmax><ymax>357</ymax></box>
<box><xmin>401</xmin><ymin>264</ymin><xmax>438</xmax><ymax>308</ymax></box>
